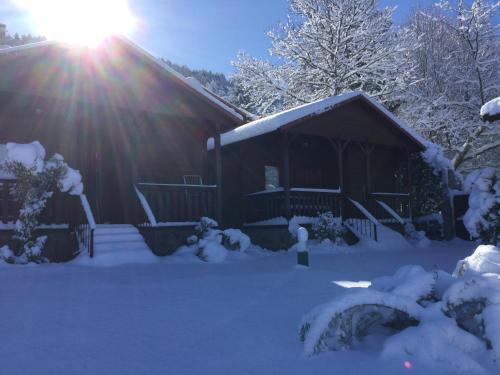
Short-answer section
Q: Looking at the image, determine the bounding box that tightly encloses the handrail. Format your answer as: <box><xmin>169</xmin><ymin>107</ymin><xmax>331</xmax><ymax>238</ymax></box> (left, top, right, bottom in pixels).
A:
<box><xmin>79</xmin><ymin>194</ymin><xmax>96</xmax><ymax>229</ymax></box>
<box><xmin>136</xmin><ymin>182</ymin><xmax>216</xmax><ymax>188</ymax></box>
<box><xmin>72</xmin><ymin>194</ymin><xmax>96</xmax><ymax>258</ymax></box>
<box><xmin>134</xmin><ymin>185</ymin><xmax>157</xmax><ymax>226</ymax></box>
<box><xmin>375</xmin><ymin>200</ymin><xmax>405</xmax><ymax>225</ymax></box>
<box><xmin>347</xmin><ymin>198</ymin><xmax>379</xmax><ymax>226</ymax></box>
<box><xmin>343</xmin><ymin>196</ymin><xmax>378</xmax><ymax>241</ymax></box>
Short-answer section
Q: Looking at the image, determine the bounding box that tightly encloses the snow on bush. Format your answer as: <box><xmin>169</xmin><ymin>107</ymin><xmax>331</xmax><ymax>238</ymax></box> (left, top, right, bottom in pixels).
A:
<box><xmin>421</xmin><ymin>141</ymin><xmax>452</xmax><ymax>173</ymax></box>
<box><xmin>186</xmin><ymin>217</ymin><xmax>252</xmax><ymax>263</ymax></box>
<box><xmin>311</xmin><ymin>211</ymin><xmax>346</xmax><ymax>245</ymax></box>
<box><xmin>1</xmin><ymin>141</ymin><xmax>83</xmax><ymax>263</ymax></box>
<box><xmin>221</xmin><ymin>228</ymin><xmax>251</xmax><ymax>251</ymax></box>
<box><xmin>371</xmin><ymin>265</ymin><xmax>438</xmax><ymax>304</ymax></box>
<box><xmin>381</xmin><ymin>310</ymin><xmax>490</xmax><ymax>374</ymax></box>
<box><xmin>299</xmin><ymin>290</ymin><xmax>422</xmax><ymax>355</ymax></box>
<box><xmin>463</xmin><ymin>168</ymin><xmax>500</xmax><ymax>245</ymax></box>
<box><xmin>300</xmin><ymin>244</ymin><xmax>500</xmax><ymax>370</ymax></box>
<box><xmin>454</xmin><ymin>245</ymin><xmax>500</xmax><ymax>276</ymax></box>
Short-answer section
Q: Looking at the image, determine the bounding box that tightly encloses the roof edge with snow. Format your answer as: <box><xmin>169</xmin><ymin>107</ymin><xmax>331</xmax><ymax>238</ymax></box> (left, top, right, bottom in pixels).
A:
<box><xmin>207</xmin><ymin>91</ymin><xmax>427</xmax><ymax>150</ymax></box>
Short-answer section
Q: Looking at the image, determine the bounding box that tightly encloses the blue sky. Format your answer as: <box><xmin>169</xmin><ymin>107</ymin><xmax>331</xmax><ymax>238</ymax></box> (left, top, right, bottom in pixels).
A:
<box><xmin>1</xmin><ymin>0</ymin><xmax>436</xmax><ymax>74</ymax></box>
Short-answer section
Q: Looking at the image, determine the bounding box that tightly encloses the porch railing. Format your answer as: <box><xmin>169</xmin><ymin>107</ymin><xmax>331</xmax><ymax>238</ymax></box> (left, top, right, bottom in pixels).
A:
<box><xmin>135</xmin><ymin>183</ymin><xmax>217</xmax><ymax>223</ymax></box>
<box><xmin>71</xmin><ymin>194</ymin><xmax>96</xmax><ymax>258</ymax></box>
<box><xmin>368</xmin><ymin>192</ymin><xmax>410</xmax><ymax>231</ymax></box>
<box><xmin>245</xmin><ymin>188</ymin><xmax>342</xmax><ymax>224</ymax></box>
<box><xmin>343</xmin><ymin>197</ymin><xmax>379</xmax><ymax>241</ymax></box>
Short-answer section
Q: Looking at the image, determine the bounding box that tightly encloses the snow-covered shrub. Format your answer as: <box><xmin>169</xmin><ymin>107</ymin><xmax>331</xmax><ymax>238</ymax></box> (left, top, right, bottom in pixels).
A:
<box><xmin>299</xmin><ymin>290</ymin><xmax>422</xmax><ymax>355</ymax></box>
<box><xmin>1</xmin><ymin>142</ymin><xmax>83</xmax><ymax>263</ymax></box>
<box><xmin>404</xmin><ymin>222</ymin><xmax>431</xmax><ymax>247</ymax></box>
<box><xmin>195</xmin><ymin>216</ymin><xmax>219</xmax><ymax>238</ymax></box>
<box><xmin>371</xmin><ymin>265</ymin><xmax>440</xmax><ymax>305</ymax></box>
<box><xmin>409</xmin><ymin>150</ymin><xmax>449</xmax><ymax>239</ymax></box>
<box><xmin>0</xmin><ymin>245</ymin><xmax>16</xmax><ymax>264</ymax></box>
<box><xmin>454</xmin><ymin>245</ymin><xmax>500</xmax><ymax>277</ymax></box>
<box><xmin>381</xmin><ymin>311</ymin><xmax>490</xmax><ymax>374</ymax></box>
<box><xmin>189</xmin><ymin>217</ymin><xmax>252</xmax><ymax>262</ymax></box>
<box><xmin>463</xmin><ymin>168</ymin><xmax>500</xmax><ymax>245</ymax></box>
<box><xmin>300</xmin><ymin>244</ymin><xmax>500</xmax><ymax>366</ymax></box>
<box><xmin>441</xmin><ymin>273</ymin><xmax>500</xmax><ymax>349</ymax></box>
<box><xmin>221</xmin><ymin>228</ymin><xmax>251</xmax><ymax>251</ymax></box>
<box><xmin>311</xmin><ymin>211</ymin><xmax>346</xmax><ymax>245</ymax></box>
<box><xmin>197</xmin><ymin>239</ymin><xmax>228</xmax><ymax>263</ymax></box>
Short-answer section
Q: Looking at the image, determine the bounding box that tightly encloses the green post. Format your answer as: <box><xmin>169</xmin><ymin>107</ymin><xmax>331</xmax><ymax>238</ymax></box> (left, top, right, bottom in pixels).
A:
<box><xmin>297</xmin><ymin>226</ymin><xmax>309</xmax><ymax>267</ymax></box>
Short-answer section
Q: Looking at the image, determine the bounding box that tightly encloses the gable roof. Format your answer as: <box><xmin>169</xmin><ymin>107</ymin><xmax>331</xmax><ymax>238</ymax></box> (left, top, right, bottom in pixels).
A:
<box><xmin>207</xmin><ymin>91</ymin><xmax>426</xmax><ymax>150</ymax></box>
<box><xmin>0</xmin><ymin>36</ymin><xmax>251</xmax><ymax>124</ymax></box>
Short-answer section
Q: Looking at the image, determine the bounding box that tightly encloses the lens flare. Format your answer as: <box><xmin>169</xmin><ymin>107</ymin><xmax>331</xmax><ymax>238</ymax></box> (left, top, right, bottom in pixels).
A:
<box><xmin>14</xmin><ymin>0</ymin><xmax>136</xmax><ymax>46</ymax></box>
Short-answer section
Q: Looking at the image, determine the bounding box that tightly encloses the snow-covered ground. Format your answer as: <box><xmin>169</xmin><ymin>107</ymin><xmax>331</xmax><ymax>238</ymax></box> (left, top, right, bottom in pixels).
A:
<box><xmin>0</xmin><ymin>239</ymin><xmax>492</xmax><ymax>375</ymax></box>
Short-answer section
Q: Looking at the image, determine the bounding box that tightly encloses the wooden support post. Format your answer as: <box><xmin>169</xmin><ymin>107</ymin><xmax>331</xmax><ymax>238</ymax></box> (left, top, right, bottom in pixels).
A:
<box><xmin>329</xmin><ymin>139</ymin><xmax>349</xmax><ymax>218</ymax></box>
<box><xmin>214</xmin><ymin>132</ymin><xmax>223</xmax><ymax>226</ymax></box>
<box><xmin>282</xmin><ymin>132</ymin><xmax>291</xmax><ymax>219</ymax></box>
<box><xmin>407</xmin><ymin>150</ymin><xmax>413</xmax><ymax>221</ymax></box>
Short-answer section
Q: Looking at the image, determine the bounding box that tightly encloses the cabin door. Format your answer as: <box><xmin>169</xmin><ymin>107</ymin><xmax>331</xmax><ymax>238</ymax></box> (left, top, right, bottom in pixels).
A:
<box><xmin>343</xmin><ymin>143</ymin><xmax>368</xmax><ymax>204</ymax></box>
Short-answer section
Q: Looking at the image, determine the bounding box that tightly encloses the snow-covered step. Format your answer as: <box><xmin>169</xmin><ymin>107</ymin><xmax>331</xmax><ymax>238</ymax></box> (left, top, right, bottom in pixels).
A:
<box><xmin>94</xmin><ymin>240</ymin><xmax>149</xmax><ymax>252</ymax></box>
<box><xmin>94</xmin><ymin>227</ymin><xmax>140</xmax><ymax>236</ymax></box>
<box><xmin>91</xmin><ymin>224</ymin><xmax>154</xmax><ymax>260</ymax></box>
<box><xmin>94</xmin><ymin>233</ymin><xmax>145</xmax><ymax>244</ymax></box>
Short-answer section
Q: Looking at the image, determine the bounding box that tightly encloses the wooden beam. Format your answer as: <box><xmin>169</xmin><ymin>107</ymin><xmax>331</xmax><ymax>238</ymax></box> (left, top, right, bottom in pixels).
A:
<box><xmin>282</xmin><ymin>132</ymin><xmax>291</xmax><ymax>219</ymax></box>
<box><xmin>406</xmin><ymin>150</ymin><xmax>413</xmax><ymax>221</ymax></box>
<box><xmin>214</xmin><ymin>131</ymin><xmax>223</xmax><ymax>226</ymax></box>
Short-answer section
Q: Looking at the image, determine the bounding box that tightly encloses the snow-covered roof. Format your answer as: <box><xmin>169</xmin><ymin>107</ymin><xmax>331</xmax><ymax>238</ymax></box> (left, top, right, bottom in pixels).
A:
<box><xmin>480</xmin><ymin>97</ymin><xmax>500</xmax><ymax>122</ymax></box>
<box><xmin>207</xmin><ymin>91</ymin><xmax>427</xmax><ymax>150</ymax></box>
<box><xmin>0</xmin><ymin>36</ymin><xmax>250</xmax><ymax>123</ymax></box>
<box><xmin>116</xmin><ymin>36</ymin><xmax>248</xmax><ymax>122</ymax></box>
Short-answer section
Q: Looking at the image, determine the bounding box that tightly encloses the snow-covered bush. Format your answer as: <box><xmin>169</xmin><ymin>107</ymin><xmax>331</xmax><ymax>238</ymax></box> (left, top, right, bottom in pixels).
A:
<box><xmin>454</xmin><ymin>245</ymin><xmax>500</xmax><ymax>277</ymax></box>
<box><xmin>403</xmin><ymin>222</ymin><xmax>431</xmax><ymax>247</ymax></box>
<box><xmin>299</xmin><ymin>290</ymin><xmax>422</xmax><ymax>355</ymax></box>
<box><xmin>189</xmin><ymin>217</ymin><xmax>251</xmax><ymax>262</ymax></box>
<box><xmin>300</xmin><ymin>245</ymin><xmax>500</xmax><ymax>368</ymax></box>
<box><xmin>311</xmin><ymin>211</ymin><xmax>346</xmax><ymax>245</ymax></box>
<box><xmin>0</xmin><ymin>245</ymin><xmax>16</xmax><ymax>264</ymax></box>
<box><xmin>409</xmin><ymin>148</ymin><xmax>450</xmax><ymax>239</ymax></box>
<box><xmin>463</xmin><ymin>168</ymin><xmax>500</xmax><ymax>245</ymax></box>
<box><xmin>1</xmin><ymin>142</ymin><xmax>83</xmax><ymax>263</ymax></box>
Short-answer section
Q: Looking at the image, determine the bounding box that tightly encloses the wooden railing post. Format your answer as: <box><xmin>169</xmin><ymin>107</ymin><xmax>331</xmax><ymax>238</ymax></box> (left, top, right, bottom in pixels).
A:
<box><xmin>214</xmin><ymin>132</ymin><xmax>223</xmax><ymax>226</ymax></box>
<box><xmin>281</xmin><ymin>132</ymin><xmax>291</xmax><ymax>219</ymax></box>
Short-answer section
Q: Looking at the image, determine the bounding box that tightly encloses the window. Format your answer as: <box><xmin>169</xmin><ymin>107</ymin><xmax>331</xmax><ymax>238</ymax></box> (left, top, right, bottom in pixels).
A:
<box><xmin>265</xmin><ymin>165</ymin><xmax>279</xmax><ymax>190</ymax></box>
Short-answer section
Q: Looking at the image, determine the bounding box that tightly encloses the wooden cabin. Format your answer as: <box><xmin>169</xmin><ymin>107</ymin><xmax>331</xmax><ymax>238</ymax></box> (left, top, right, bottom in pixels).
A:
<box><xmin>210</xmin><ymin>92</ymin><xmax>426</xmax><ymax>243</ymax></box>
<box><xmin>0</xmin><ymin>36</ymin><xmax>248</xmax><ymax>259</ymax></box>
<box><xmin>0</xmin><ymin>38</ymin><xmax>430</xmax><ymax>259</ymax></box>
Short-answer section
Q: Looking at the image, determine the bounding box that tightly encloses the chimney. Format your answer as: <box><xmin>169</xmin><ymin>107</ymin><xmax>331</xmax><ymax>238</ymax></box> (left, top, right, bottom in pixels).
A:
<box><xmin>0</xmin><ymin>23</ymin><xmax>6</xmax><ymax>42</ymax></box>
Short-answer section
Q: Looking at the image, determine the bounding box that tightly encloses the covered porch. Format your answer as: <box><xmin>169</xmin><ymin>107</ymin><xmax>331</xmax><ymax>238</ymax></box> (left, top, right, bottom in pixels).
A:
<box><xmin>215</xmin><ymin>92</ymin><xmax>425</xmax><ymax>241</ymax></box>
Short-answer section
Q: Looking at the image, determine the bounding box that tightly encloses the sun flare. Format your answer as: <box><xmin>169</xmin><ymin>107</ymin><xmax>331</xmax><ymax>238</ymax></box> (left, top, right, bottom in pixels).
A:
<box><xmin>15</xmin><ymin>0</ymin><xmax>136</xmax><ymax>46</ymax></box>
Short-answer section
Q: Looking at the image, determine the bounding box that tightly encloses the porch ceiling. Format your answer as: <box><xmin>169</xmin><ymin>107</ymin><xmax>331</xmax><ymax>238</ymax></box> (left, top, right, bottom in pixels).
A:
<box><xmin>284</xmin><ymin>100</ymin><xmax>423</xmax><ymax>151</ymax></box>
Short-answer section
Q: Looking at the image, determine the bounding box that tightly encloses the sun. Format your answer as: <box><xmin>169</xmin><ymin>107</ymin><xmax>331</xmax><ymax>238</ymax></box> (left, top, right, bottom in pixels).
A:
<box><xmin>15</xmin><ymin>0</ymin><xmax>136</xmax><ymax>46</ymax></box>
